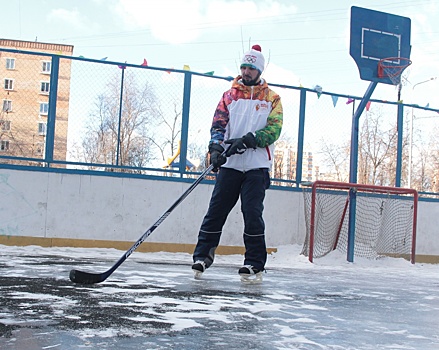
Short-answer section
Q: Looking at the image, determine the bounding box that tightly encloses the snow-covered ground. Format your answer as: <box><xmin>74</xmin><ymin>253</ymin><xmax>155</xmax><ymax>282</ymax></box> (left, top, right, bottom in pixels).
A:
<box><xmin>1</xmin><ymin>244</ymin><xmax>438</xmax><ymax>349</ymax></box>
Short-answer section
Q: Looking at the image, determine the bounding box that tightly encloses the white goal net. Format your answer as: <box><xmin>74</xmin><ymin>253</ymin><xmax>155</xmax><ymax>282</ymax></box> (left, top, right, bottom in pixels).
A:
<box><xmin>301</xmin><ymin>181</ymin><xmax>418</xmax><ymax>263</ymax></box>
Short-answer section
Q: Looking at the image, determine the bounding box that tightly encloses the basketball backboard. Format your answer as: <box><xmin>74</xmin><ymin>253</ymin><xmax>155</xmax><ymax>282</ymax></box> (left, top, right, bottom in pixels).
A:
<box><xmin>350</xmin><ymin>6</ymin><xmax>411</xmax><ymax>85</ymax></box>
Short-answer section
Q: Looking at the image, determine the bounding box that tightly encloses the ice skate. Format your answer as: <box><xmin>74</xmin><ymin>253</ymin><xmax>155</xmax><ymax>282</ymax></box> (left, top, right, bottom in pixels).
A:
<box><xmin>238</xmin><ymin>265</ymin><xmax>264</xmax><ymax>284</ymax></box>
<box><xmin>192</xmin><ymin>261</ymin><xmax>206</xmax><ymax>279</ymax></box>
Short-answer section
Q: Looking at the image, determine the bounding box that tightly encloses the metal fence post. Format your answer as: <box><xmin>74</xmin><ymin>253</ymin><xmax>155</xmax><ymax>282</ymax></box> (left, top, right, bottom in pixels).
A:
<box><xmin>180</xmin><ymin>72</ymin><xmax>192</xmax><ymax>176</ymax></box>
<box><xmin>296</xmin><ymin>88</ymin><xmax>306</xmax><ymax>187</ymax></box>
<box><xmin>45</xmin><ymin>55</ymin><xmax>60</xmax><ymax>166</ymax></box>
<box><xmin>116</xmin><ymin>67</ymin><xmax>125</xmax><ymax>166</ymax></box>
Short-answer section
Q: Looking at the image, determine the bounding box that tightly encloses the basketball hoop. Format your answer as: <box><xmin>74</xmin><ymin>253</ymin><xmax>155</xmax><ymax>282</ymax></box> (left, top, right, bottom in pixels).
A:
<box><xmin>377</xmin><ymin>57</ymin><xmax>412</xmax><ymax>85</ymax></box>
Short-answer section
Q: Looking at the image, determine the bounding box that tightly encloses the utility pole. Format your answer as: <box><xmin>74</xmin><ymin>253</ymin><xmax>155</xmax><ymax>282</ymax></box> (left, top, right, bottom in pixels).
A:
<box><xmin>408</xmin><ymin>77</ymin><xmax>437</xmax><ymax>188</ymax></box>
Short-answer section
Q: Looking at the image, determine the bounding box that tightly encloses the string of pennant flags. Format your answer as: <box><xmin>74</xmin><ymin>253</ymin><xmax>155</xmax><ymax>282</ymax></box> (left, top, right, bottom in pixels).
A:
<box><xmin>314</xmin><ymin>85</ymin><xmax>434</xmax><ymax>111</ymax></box>
<box><xmin>74</xmin><ymin>54</ymin><xmax>435</xmax><ymax>111</ymax></box>
<box><xmin>314</xmin><ymin>84</ymin><xmax>372</xmax><ymax>110</ymax></box>
<box><xmin>76</xmin><ymin>54</ymin><xmax>215</xmax><ymax>76</ymax></box>
<box><xmin>97</xmin><ymin>56</ymin><xmax>215</xmax><ymax>76</ymax></box>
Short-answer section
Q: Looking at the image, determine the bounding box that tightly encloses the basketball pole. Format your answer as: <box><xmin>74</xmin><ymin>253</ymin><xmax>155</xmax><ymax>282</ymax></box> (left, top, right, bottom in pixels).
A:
<box><xmin>347</xmin><ymin>81</ymin><xmax>378</xmax><ymax>262</ymax></box>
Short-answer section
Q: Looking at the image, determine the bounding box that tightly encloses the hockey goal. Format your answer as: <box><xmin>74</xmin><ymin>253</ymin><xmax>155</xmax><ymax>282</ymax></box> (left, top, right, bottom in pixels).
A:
<box><xmin>301</xmin><ymin>181</ymin><xmax>418</xmax><ymax>263</ymax></box>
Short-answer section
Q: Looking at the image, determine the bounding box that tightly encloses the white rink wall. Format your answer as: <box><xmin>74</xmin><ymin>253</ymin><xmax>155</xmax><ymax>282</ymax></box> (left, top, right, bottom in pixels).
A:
<box><xmin>1</xmin><ymin>168</ymin><xmax>438</xmax><ymax>259</ymax></box>
<box><xmin>0</xmin><ymin>169</ymin><xmax>304</xmax><ymax>248</ymax></box>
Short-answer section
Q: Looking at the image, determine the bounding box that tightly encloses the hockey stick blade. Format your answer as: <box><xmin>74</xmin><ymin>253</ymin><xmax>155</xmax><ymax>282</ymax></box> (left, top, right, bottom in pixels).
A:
<box><xmin>69</xmin><ymin>163</ymin><xmax>216</xmax><ymax>284</ymax></box>
<box><xmin>69</xmin><ymin>268</ymin><xmax>109</xmax><ymax>284</ymax></box>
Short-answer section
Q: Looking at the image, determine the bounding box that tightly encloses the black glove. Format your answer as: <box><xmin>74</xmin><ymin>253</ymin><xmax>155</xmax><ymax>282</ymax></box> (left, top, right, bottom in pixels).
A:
<box><xmin>209</xmin><ymin>143</ymin><xmax>226</xmax><ymax>172</ymax></box>
<box><xmin>224</xmin><ymin>132</ymin><xmax>257</xmax><ymax>157</ymax></box>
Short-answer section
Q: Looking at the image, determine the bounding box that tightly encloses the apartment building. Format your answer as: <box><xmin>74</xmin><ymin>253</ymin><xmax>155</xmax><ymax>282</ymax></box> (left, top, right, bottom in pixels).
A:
<box><xmin>273</xmin><ymin>142</ymin><xmax>315</xmax><ymax>183</ymax></box>
<box><xmin>0</xmin><ymin>39</ymin><xmax>73</xmax><ymax>164</ymax></box>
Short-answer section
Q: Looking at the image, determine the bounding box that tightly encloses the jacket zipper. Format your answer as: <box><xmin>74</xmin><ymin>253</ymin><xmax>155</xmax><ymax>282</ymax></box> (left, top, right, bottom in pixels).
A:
<box><xmin>242</xmin><ymin>85</ymin><xmax>255</xmax><ymax>172</ymax></box>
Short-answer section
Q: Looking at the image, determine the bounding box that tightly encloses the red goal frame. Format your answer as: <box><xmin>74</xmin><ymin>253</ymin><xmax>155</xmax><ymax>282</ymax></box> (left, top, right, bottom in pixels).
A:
<box><xmin>306</xmin><ymin>181</ymin><xmax>418</xmax><ymax>264</ymax></box>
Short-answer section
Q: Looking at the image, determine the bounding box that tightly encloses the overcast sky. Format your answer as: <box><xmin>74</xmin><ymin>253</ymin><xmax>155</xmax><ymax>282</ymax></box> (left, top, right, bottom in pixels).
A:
<box><xmin>2</xmin><ymin>0</ymin><xmax>439</xmax><ymax>104</ymax></box>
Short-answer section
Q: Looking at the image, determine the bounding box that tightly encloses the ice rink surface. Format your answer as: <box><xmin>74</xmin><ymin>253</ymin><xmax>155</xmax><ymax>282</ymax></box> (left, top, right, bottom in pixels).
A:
<box><xmin>1</xmin><ymin>244</ymin><xmax>438</xmax><ymax>349</ymax></box>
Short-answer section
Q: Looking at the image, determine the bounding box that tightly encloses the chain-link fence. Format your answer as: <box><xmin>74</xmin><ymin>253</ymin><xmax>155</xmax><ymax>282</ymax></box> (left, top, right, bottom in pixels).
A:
<box><xmin>1</xmin><ymin>47</ymin><xmax>439</xmax><ymax>194</ymax></box>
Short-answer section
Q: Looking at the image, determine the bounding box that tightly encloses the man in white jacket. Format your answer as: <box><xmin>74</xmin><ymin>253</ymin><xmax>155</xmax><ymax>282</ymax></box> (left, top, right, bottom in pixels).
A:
<box><xmin>192</xmin><ymin>45</ymin><xmax>283</xmax><ymax>282</ymax></box>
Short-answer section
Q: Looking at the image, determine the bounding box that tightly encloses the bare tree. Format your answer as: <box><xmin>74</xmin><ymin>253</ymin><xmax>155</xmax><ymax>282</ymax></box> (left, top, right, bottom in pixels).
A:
<box><xmin>318</xmin><ymin>107</ymin><xmax>411</xmax><ymax>186</ymax></box>
<box><xmin>413</xmin><ymin>148</ymin><xmax>431</xmax><ymax>192</ymax></box>
<box><xmin>80</xmin><ymin>71</ymin><xmax>158</xmax><ymax>170</ymax></box>
<box><xmin>358</xmin><ymin>109</ymin><xmax>399</xmax><ymax>186</ymax></box>
<box><xmin>424</xmin><ymin>126</ymin><xmax>439</xmax><ymax>192</ymax></box>
<box><xmin>319</xmin><ymin>138</ymin><xmax>350</xmax><ymax>182</ymax></box>
<box><xmin>272</xmin><ymin>134</ymin><xmax>295</xmax><ymax>181</ymax></box>
<box><xmin>149</xmin><ymin>100</ymin><xmax>182</xmax><ymax>163</ymax></box>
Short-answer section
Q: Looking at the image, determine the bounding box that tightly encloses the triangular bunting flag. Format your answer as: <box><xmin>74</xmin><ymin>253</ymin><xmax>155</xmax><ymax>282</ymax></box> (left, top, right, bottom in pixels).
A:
<box><xmin>141</xmin><ymin>58</ymin><xmax>148</xmax><ymax>66</ymax></box>
<box><xmin>313</xmin><ymin>85</ymin><xmax>322</xmax><ymax>98</ymax></box>
<box><xmin>331</xmin><ymin>95</ymin><xmax>338</xmax><ymax>107</ymax></box>
<box><xmin>183</xmin><ymin>65</ymin><xmax>190</xmax><ymax>71</ymax></box>
<box><xmin>204</xmin><ymin>71</ymin><xmax>214</xmax><ymax>76</ymax></box>
<box><xmin>366</xmin><ymin>101</ymin><xmax>372</xmax><ymax>111</ymax></box>
<box><xmin>346</xmin><ymin>98</ymin><xmax>354</xmax><ymax>105</ymax></box>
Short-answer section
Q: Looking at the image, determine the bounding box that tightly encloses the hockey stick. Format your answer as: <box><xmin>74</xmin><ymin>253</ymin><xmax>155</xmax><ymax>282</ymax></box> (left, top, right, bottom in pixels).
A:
<box><xmin>70</xmin><ymin>161</ymin><xmax>219</xmax><ymax>284</ymax></box>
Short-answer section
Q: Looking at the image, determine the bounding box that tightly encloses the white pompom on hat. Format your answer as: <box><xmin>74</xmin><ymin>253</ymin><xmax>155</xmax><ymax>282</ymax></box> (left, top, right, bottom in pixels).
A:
<box><xmin>240</xmin><ymin>44</ymin><xmax>265</xmax><ymax>73</ymax></box>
